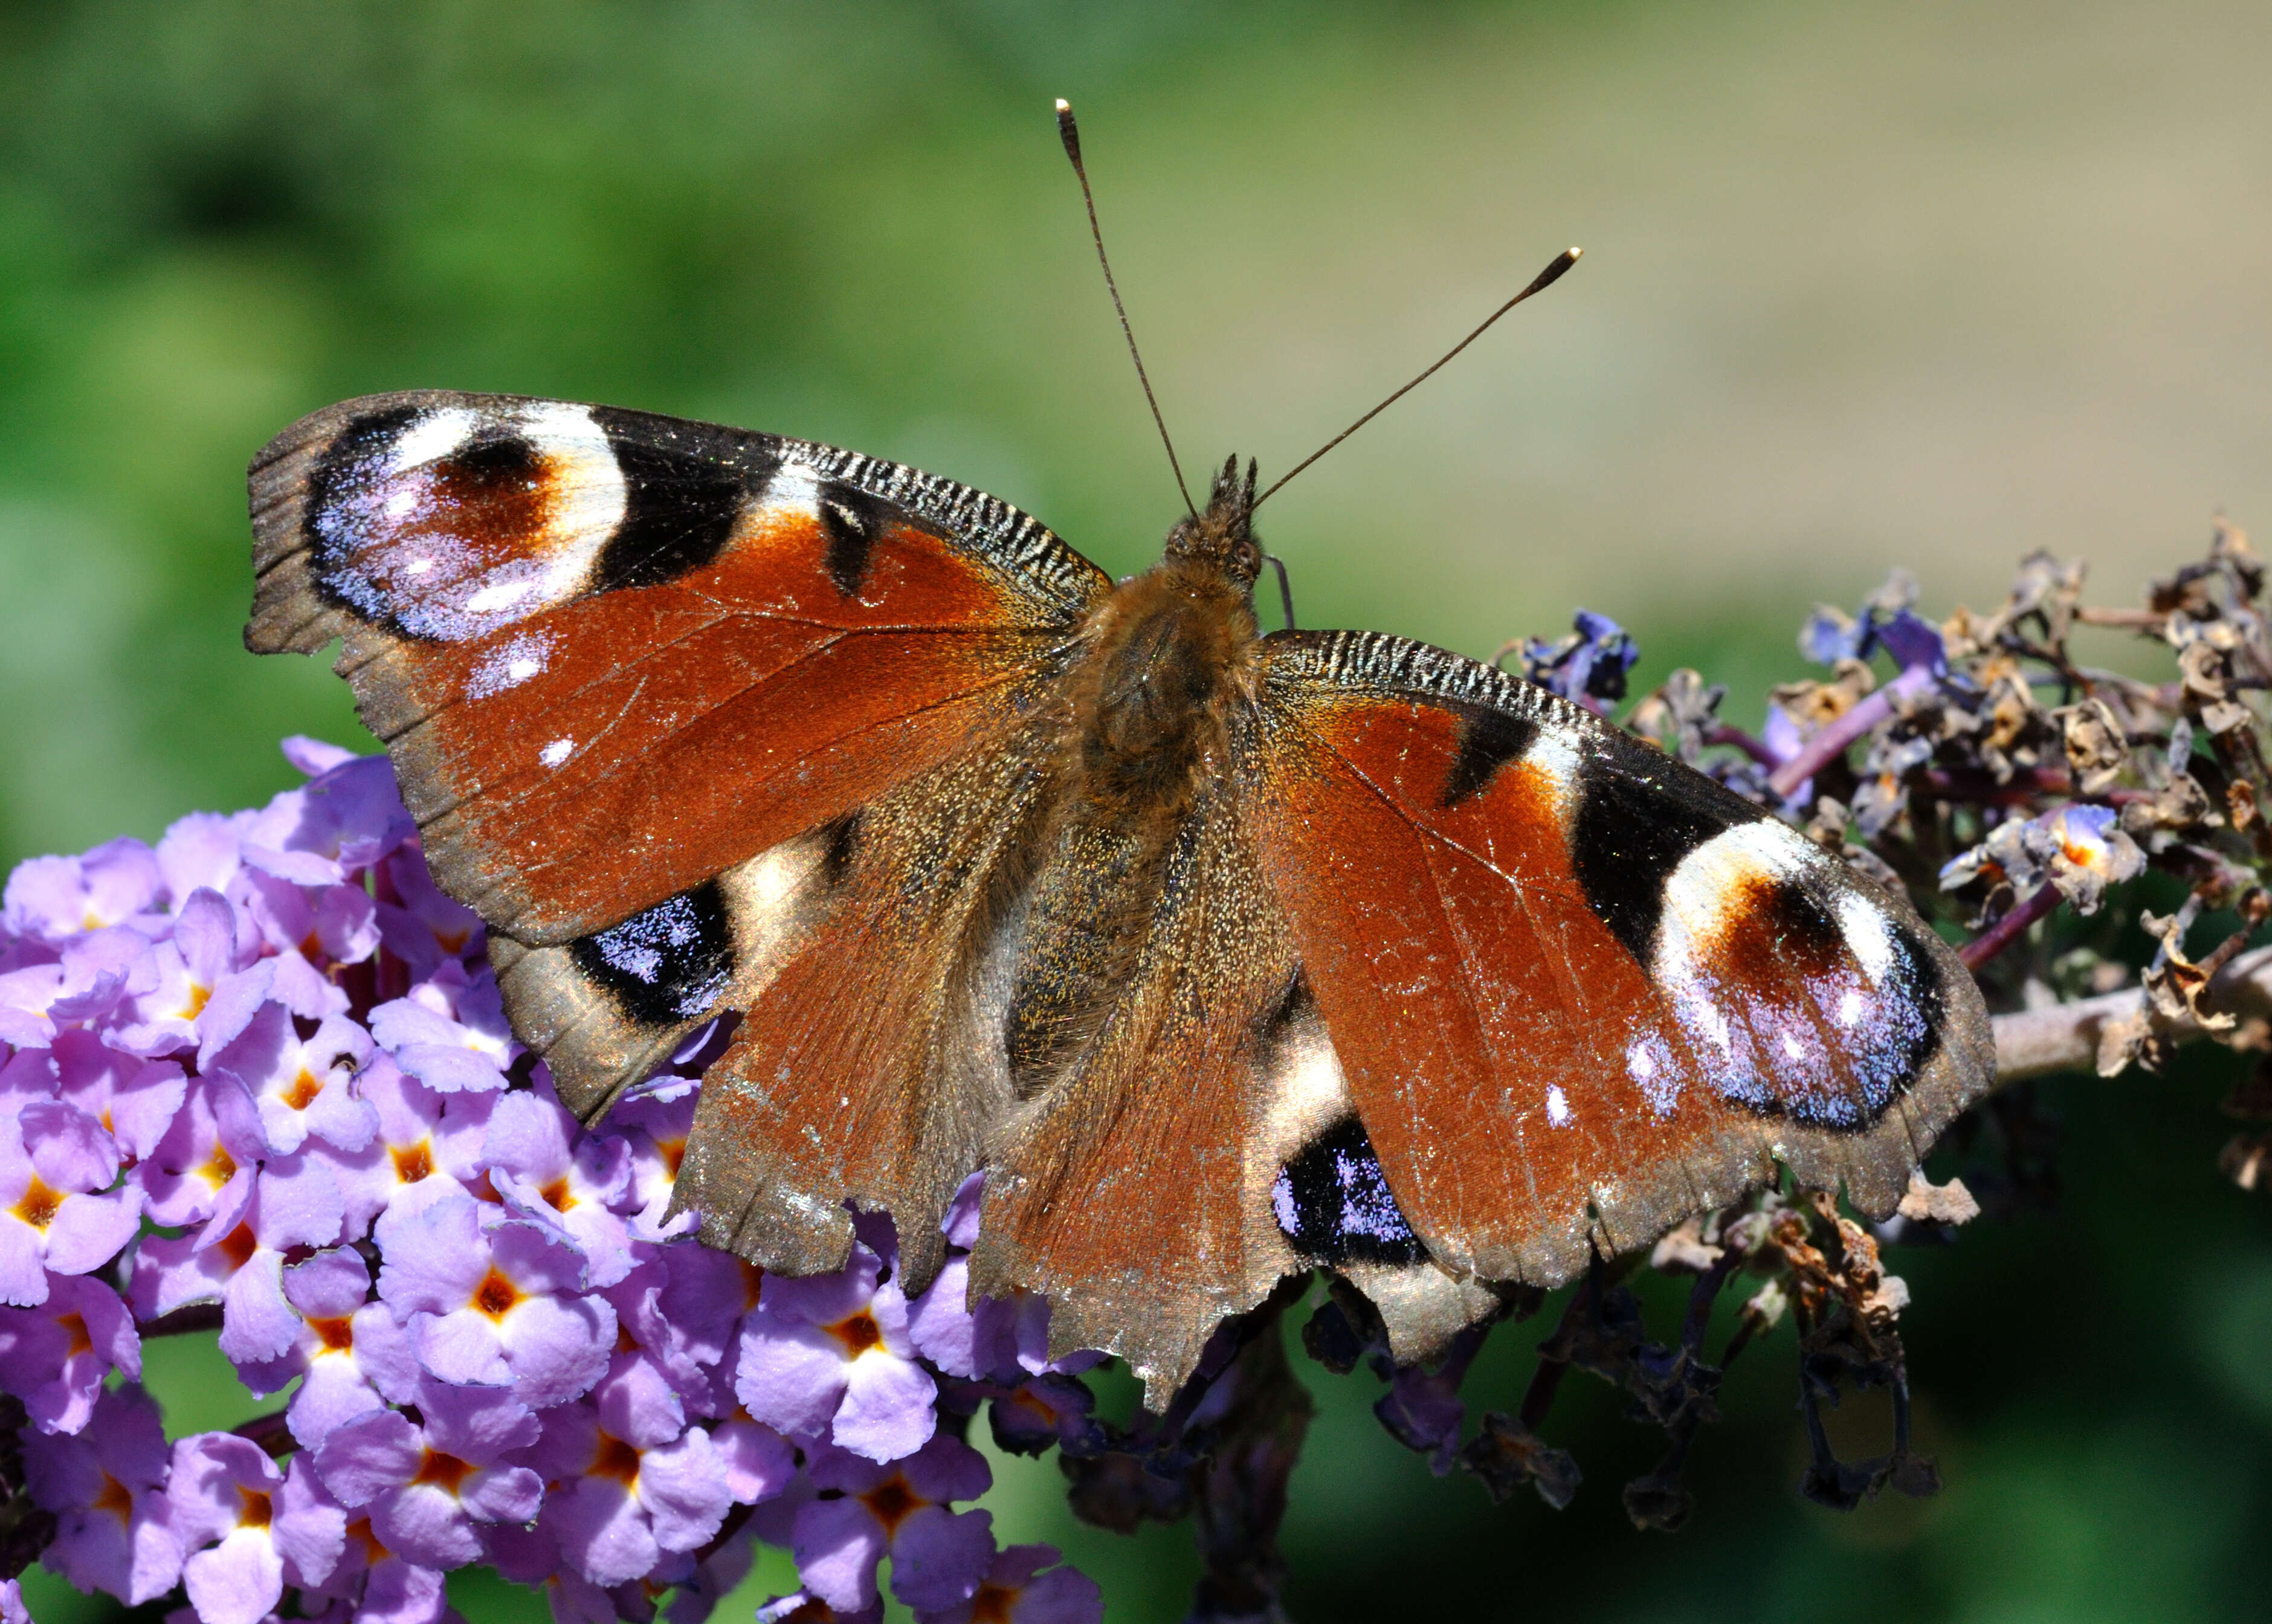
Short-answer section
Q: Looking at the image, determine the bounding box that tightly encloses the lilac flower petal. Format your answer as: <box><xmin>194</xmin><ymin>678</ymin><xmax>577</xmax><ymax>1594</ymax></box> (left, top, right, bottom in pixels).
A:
<box><xmin>314</xmin><ymin>1408</ymin><xmax>423</xmax><ymax>1507</ymax></box>
<box><xmin>889</xmin><ymin>1504</ymin><xmax>995</xmax><ymax>1612</ymax></box>
<box><xmin>906</xmin><ymin>1255</ymin><xmax>982</xmax><ymax>1378</ymax></box>
<box><xmin>182</xmin><ymin>1526</ymin><xmax>286</xmax><ymax>1624</ymax></box>
<box><xmin>283</xmin><ymin>1246</ymin><xmax>372</xmax><ymax>1318</ymax></box>
<box><xmin>793</xmin><ymin>1492</ymin><xmax>888</xmax><ymax>1613</ymax></box>
<box><xmin>635</xmin><ymin>1427</ymin><xmax>734</xmax><ymax>1553</ymax></box>
<box><xmin>157</xmin><ymin>813</ymin><xmax>247</xmax><ymax>901</ymax></box>
<box><xmin>219</xmin><ymin>1246</ymin><xmax>300</xmax><ymax>1365</ymax></box>
<box><xmin>257</xmin><ymin>1152</ymin><xmax>348</xmax><ymax>1249</ymax></box>
<box><xmin>458</xmin><ymin>1461</ymin><xmax>543</xmax><ymax>1525</ymax></box>
<box><xmin>735</xmin><ymin>1316</ymin><xmax>853</xmax><ymax>1439</ymax></box>
<box><xmin>274</xmin><ymin>1454</ymin><xmax>349</xmax><ymax>1591</ymax></box>
<box><xmin>411</xmin><ymin>1307</ymin><xmax>513</xmax><ymax>1388</ymax></box>
<box><xmin>0</xmin><ymin>1222</ymin><xmax>49</xmax><ymax>1307</ymax></box>
<box><xmin>499</xmin><ymin>1291</ymin><xmax>617</xmax><ymax>1407</ymax></box>
<box><xmin>760</xmin><ymin>1245</ymin><xmax>880</xmax><ymax>1326</ymax></box>
<box><xmin>899</xmin><ymin>1435</ymin><xmax>992</xmax><ymax>1505</ymax></box>
<box><xmin>713</xmin><ymin>1417</ymin><xmax>798</xmax><ymax>1505</ymax></box>
<box><xmin>833</xmin><ymin>1344</ymin><xmax>938</xmax><ymax>1461</ymax></box>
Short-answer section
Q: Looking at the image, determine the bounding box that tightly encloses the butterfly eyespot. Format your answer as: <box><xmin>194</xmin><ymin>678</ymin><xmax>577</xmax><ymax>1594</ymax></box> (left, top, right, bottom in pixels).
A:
<box><xmin>1271</xmin><ymin>1117</ymin><xmax>1426</xmax><ymax>1266</ymax></box>
<box><xmin>569</xmin><ymin>882</ymin><xmax>736</xmax><ymax>1027</ymax></box>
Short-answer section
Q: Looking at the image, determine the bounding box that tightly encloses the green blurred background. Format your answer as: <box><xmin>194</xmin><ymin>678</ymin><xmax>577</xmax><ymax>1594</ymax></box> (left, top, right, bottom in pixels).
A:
<box><xmin>2</xmin><ymin>2</ymin><xmax>2268</xmax><ymax>1620</ymax></box>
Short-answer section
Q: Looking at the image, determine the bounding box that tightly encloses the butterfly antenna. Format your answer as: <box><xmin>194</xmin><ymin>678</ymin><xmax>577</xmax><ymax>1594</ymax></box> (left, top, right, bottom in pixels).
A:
<box><xmin>1252</xmin><ymin>246</ymin><xmax>1583</xmax><ymax>510</ymax></box>
<box><xmin>1057</xmin><ymin>97</ymin><xmax>1196</xmax><ymax>518</ymax></box>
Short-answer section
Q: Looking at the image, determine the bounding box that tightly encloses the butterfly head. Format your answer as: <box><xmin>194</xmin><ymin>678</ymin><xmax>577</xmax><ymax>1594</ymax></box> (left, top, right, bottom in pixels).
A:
<box><xmin>1163</xmin><ymin>454</ymin><xmax>1262</xmax><ymax>588</ymax></box>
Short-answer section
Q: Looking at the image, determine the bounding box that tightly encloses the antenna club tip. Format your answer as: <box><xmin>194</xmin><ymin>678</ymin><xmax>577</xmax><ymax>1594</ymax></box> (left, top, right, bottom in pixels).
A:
<box><xmin>1054</xmin><ymin>97</ymin><xmax>1071</xmax><ymax>113</ymax></box>
<box><xmin>1567</xmin><ymin>245</ymin><xmax>1583</xmax><ymax>259</ymax></box>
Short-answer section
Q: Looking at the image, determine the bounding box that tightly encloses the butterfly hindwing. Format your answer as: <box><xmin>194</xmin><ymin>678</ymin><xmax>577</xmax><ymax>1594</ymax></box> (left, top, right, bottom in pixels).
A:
<box><xmin>1248</xmin><ymin>630</ymin><xmax>1993</xmax><ymax>1299</ymax></box>
<box><xmin>969</xmin><ymin>778</ymin><xmax>1311</xmax><ymax>1401</ymax></box>
<box><xmin>248</xmin><ymin>391</ymin><xmax>1109</xmax><ymax>1117</ymax></box>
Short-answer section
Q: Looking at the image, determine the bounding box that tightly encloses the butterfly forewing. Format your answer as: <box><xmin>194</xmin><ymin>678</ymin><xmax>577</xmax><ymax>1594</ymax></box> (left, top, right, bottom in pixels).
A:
<box><xmin>1248</xmin><ymin>630</ymin><xmax>1993</xmax><ymax>1288</ymax></box>
<box><xmin>248</xmin><ymin>391</ymin><xmax>1108</xmax><ymax>1118</ymax></box>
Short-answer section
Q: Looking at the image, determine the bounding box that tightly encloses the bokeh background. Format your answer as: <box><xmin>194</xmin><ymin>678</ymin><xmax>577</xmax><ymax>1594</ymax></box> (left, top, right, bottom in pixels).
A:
<box><xmin>2</xmin><ymin>2</ymin><xmax>2270</xmax><ymax>1620</ymax></box>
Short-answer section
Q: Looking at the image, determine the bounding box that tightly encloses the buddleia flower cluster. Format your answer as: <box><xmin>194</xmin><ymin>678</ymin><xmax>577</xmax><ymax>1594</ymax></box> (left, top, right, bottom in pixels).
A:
<box><xmin>0</xmin><ymin>739</ymin><xmax>1102</xmax><ymax>1624</ymax></box>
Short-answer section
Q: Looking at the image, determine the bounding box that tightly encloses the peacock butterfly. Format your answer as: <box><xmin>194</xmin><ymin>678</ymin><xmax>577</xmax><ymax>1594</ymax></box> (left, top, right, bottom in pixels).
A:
<box><xmin>241</xmin><ymin>126</ymin><xmax>1992</xmax><ymax>1401</ymax></box>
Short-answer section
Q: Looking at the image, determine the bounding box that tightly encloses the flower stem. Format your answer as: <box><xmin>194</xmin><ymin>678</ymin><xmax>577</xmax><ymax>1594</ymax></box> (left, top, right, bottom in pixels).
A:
<box><xmin>1767</xmin><ymin>664</ymin><xmax>1935</xmax><ymax>800</ymax></box>
<box><xmin>137</xmin><ymin>1304</ymin><xmax>224</xmax><ymax>1338</ymax></box>
<box><xmin>1958</xmin><ymin>882</ymin><xmax>2064</xmax><ymax>971</ymax></box>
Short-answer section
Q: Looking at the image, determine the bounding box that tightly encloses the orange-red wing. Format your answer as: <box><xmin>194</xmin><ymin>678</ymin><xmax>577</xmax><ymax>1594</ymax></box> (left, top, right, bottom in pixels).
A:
<box><xmin>1248</xmin><ymin>631</ymin><xmax>1993</xmax><ymax>1286</ymax></box>
<box><xmin>249</xmin><ymin>392</ymin><xmax>1106</xmax><ymax>946</ymax></box>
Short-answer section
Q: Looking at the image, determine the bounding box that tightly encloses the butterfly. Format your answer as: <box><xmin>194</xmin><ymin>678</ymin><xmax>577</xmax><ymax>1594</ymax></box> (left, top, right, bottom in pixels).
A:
<box><xmin>244</xmin><ymin>389</ymin><xmax>1993</xmax><ymax>1403</ymax></box>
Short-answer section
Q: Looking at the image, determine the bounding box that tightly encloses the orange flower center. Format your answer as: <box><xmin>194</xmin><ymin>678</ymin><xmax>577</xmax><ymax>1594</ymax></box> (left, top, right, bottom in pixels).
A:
<box><xmin>281</xmin><ymin>1067</ymin><xmax>324</xmax><ymax>1111</ymax></box>
<box><xmin>91</xmin><ymin>1472</ymin><xmax>134</xmax><ymax>1522</ymax></box>
<box><xmin>237</xmin><ymin>1486</ymin><xmax>273</xmax><ymax>1529</ymax></box>
<box><xmin>827</xmin><ymin>1310</ymin><xmax>883</xmax><ymax>1356</ymax></box>
<box><xmin>592</xmin><ymin>1433</ymin><xmax>642</xmax><ymax>1487</ymax></box>
<box><xmin>11</xmin><ymin>1177</ymin><xmax>62</xmax><ymax>1232</ymax></box>
<box><xmin>215</xmin><ymin>1224</ymin><xmax>259</xmax><ymax>1271</ymax></box>
<box><xmin>391</xmin><ymin>1140</ymin><xmax>433</xmax><ymax>1184</ymax></box>
<box><xmin>412</xmin><ymin>1450</ymin><xmax>476</xmax><ymax>1494</ymax></box>
<box><xmin>970</xmin><ymin>1581</ymin><xmax>1019</xmax><ymax>1624</ymax></box>
<box><xmin>861</xmin><ymin>1475</ymin><xmax>921</xmax><ymax>1533</ymax></box>
<box><xmin>181</xmin><ymin>982</ymin><xmax>212</xmax><ymax>1021</ymax></box>
<box><xmin>57</xmin><ymin>1312</ymin><xmax>92</xmax><ymax>1356</ymax></box>
<box><xmin>309</xmin><ymin>1315</ymin><xmax>355</xmax><ymax>1353</ymax></box>
<box><xmin>347</xmin><ymin>1516</ymin><xmax>389</xmax><ymax>1566</ymax></box>
<box><xmin>200</xmin><ymin>1144</ymin><xmax>237</xmax><ymax>1188</ymax></box>
<box><xmin>472</xmin><ymin>1268</ymin><xmax>520</xmax><ymax>1319</ymax></box>
<box><xmin>538</xmin><ymin>1176</ymin><xmax>573</xmax><ymax>1211</ymax></box>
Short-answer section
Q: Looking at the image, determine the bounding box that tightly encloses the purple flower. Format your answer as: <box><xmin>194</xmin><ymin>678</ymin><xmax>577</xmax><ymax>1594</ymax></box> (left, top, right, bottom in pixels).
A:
<box><xmin>792</xmin><ymin>1437</ymin><xmax>995</xmax><ymax>1614</ymax></box>
<box><xmin>369</xmin><ymin>962</ymin><xmax>514</xmax><ymax>1094</ymax></box>
<box><xmin>914</xmin><ymin>1543</ymin><xmax>1103</xmax><ymax>1624</ymax></box>
<box><xmin>488</xmin><ymin>1518</ymin><xmax>630</xmax><ymax>1623</ymax></box>
<box><xmin>984</xmin><ymin>1374</ymin><xmax>1101</xmax><ymax>1459</ymax></box>
<box><xmin>50</xmin><ymin>1031</ymin><xmax>186</xmax><ymax>1161</ymax></box>
<box><xmin>138</xmin><ymin>1077</ymin><xmax>264</xmax><ymax>1227</ymax></box>
<box><xmin>155</xmin><ymin>810</ymin><xmax>249</xmax><ymax>907</ymax></box>
<box><xmin>1521</xmin><ymin>608</ymin><xmax>1641</xmax><ymax>706</ymax></box>
<box><xmin>375</xmin><ymin>1185</ymin><xmax>615</xmax><ymax>1404</ymax></box>
<box><xmin>314</xmin><ymin>1380</ymin><xmax>543</xmax><ymax>1569</ymax></box>
<box><xmin>756</xmin><ymin>1593</ymin><xmax>883</xmax><ymax>1624</ymax></box>
<box><xmin>0</xmin><ymin>1101</ymin><xmax>142</xmax><ymax>1306</ymax></box>
<box><xmin>168</xmin><ymin>1436</ymin><xmax>346</xmax><ymax>1624</ymax></box>
<box><xmin>484</xmin><ymin>1088</ymin><xmax>636</xmax><ymax>1287</ymax></box>
<box><xmin>0</xmin><ymin>1272</ymin><xmax>140</xmax><ymax>1434</ymax></box>
<box><xmin>228</xmin><ymin>1248</ymin><xmax>409</xmax><ymax>1448</ymax></box>
<box><xmin>0</xmin><ymin>743</ymin><xmax>1111</xmax><ymax>1623</ymax></box>
<box><xmin>610</xmin><ymin>1078</ymin><xmax>700</xmax><ymax>1242</ymax></box>
<box><xmin>525</xmin><ymin>1389</ymin><xmax>734</xmax><ymax>1586</ymax></box>
<box><xmin>325</xmin><ymin>1056</ymin><xmax>494</xmax><ymax>1239</ymax></box>
<box><xmin>110</xmin><ymin>888</ymin><xmax>245</xmax><ymax>1057</ymax></box>
<box><xmin>1</xmin><ymin>837</ymin><xmax>163</xmax><ymax>944</ymax></box>
<box><xmin>303</xmin><ymin>1510</ymin><xmax>451</xmax><ymax>1622</ymax></box>
<box><xmin>373</xmin><ymin>845</ymin><xmax>483</xmax><ymax>979</ymax></box>
<box><xmin>737</xmin><ymin>1241</ymin><xmax>938</xmax><ymax>1462</ymax></box>
<box><xmin>132</xmin><ymin>1156</ymin><xmax>346</xmax><ymax>1365</ymax></box>
<box><xmin>251</xmin><ymin>743</ymin><xmax>413</xmax><ymax>878</ymax></box>
<box><xmin>205</xmin><ymin>999</ymin><xmax>376</xmax><ymax>1156</ymax></box>
<box><xmin>20</xmin><ymin>1384</ymin><xmax>181</xmax><ymax>1603</ymax></box>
